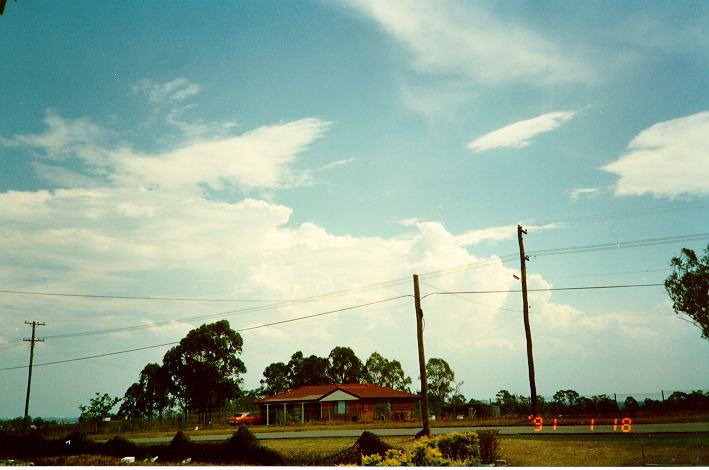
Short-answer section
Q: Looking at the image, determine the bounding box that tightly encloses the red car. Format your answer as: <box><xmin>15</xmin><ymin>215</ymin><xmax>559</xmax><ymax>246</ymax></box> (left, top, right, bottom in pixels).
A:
<box><xmin>228</xmin><ymin>412</ymin><xmax>263</xmax><ymax>426</ymax></box>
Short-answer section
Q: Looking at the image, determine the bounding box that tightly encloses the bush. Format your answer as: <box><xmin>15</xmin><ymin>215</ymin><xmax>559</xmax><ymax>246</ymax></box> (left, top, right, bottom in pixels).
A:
<box><xmin>362</xmin><ymin>432</ymin><xmax>480</xmax><ymax>466</ymax></box>
<box><xmin>477</xmin><ymin>429</ymin><xmax>500</xmax><ymax>464</ymax></box>
<box><xmin>333</xmin><ymin>431</ymin><xmax>393</xmax><ymax>465</ymax></box>
<box><xmin>103</xmin><ymin>435</ymin><xmax>144</xmax><ymax>459</ymax></box>
<box><xmin>212</xmin><ymin>426</ymin><xmax>284</xmax><ymax>465</ymax></box>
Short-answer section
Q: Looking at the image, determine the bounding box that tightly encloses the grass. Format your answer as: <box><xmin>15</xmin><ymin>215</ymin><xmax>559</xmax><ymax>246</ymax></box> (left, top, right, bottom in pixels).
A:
<box><xmin>257</xmin><ymin>433</ymin><xmax>709</xmax><ymax>467</ymax></box>
<box><xmin>4</xmin><ymin>429</ymin><xmax>707</xmax><ymax>466</ymax></box>
<box><xmin>260</xmin><ymin>435</ymin><xmax>415</xmax><ymax>457</ymax></box>
<box><xmin>499</xmin><ymin>434</ymin><xmax>709</xmax><ymax>466</ymax></box>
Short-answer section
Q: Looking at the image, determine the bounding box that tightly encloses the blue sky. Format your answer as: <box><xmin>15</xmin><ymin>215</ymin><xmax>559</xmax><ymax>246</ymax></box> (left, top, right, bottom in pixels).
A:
<box><xmin>1</xmin><ymin>0</ymin><xmax>708</xmax><ymax>419</ymax></box>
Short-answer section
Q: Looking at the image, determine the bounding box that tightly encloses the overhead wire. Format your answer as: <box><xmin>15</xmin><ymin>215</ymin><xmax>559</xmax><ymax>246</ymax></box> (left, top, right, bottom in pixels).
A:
<box><xmin>1</xmin><ymin>231</ymin><xmax>704</xmax><ymax>343</ymax></box>
<box><xmin>0</xmin><ymin>294</ymin><xmax>412</xmax><ymax>371</ymax></box>
<box><xmin>0</xmin><ymin>232</ymin><xmax>703</xmax><ymax>305</ymax></box>
<box><xmin>0</xmin><ymin>289</ymin><xmax>279</xmax><ymax>303</ymax></box>
<box><xmin>420</xmin><ymin>283</ymin><xmax>665</xmax><ymax>300</ymax></box>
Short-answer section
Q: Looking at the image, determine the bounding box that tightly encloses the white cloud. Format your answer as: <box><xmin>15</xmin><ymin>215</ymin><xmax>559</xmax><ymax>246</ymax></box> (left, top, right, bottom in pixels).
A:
<box><xmin>345</xmin><ymin>0</ymin><xmax>591</xmax><ymax>86</ymax></box>
<box><xmin>569</xmin><ymin>187</ymin><xmax>602</xmax><ymax>201</ymax></box>
<box><xmin>468</xmin><ymin>111</ymin><xmax>576</xmax><ymax>152</ymax></box>
<box><xmin>3</xmin><ymin>110</ymin><xmax>330</xmax><ymax>192</ymax></box>
<box><xmin>114</xmin><ymin>118</ymin><xmax>331</xmax><ymax>191</ymax></box>
<box><xmin>318</xmin><ymin>158</ymin><xmax>355</xmax><ymax>171</ymax></box>
<box><xmin>132</xmin><ymin>77</ymin><xmax>201</xmax><ymax>104</ymax></box>
<box><xmin>7</xmin><ymin>109</ymin><xmax>107</xmax><ymax>159</ymax></box>
<box><xmin>602</xmin><ymin>111</ymin><xmax>709</xmax><ymax>198</ymax></box>
<box><xmin>455</xmin><ymin>223</ymin><xmax>560</xmax><ymax>246</ymax></box>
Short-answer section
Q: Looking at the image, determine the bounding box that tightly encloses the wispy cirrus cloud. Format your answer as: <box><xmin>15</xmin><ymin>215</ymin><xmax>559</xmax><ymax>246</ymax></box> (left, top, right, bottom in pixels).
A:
<box><xmin>455</xmin><ymin>223</ymin><xmax>560</xmax><ymax>246</ymax></box>
<box><xmin>4</xmin><ymin>109</ymin><xmax>330</xmax><ymax>193</ymax></box>
<box><xmin>132</xmin><ymin>77</ymin><xmax>201</xmax><ymax>105</ymax></box>
<box><xmin>602</xmin><ymin>111</ymin><xmax>709</xmax><ymax>198</ymax></box>
<box><xmin>345</xmin><ymin>0</ymin><xmax>592</xmax><ymax>86</ymax></box>
<box><xmin>318</xmin><ymin>158</ymin><xmax>355</xmax><ymax>171</ymax></box>
<box><xmin>3</xmin><ymin>109</ymin><xmax>108</xmax><ymax>159</ymax></box>
<box><xmin>569</xmin><ymin>187</ymin><xmax>602</xmax><ymax>201</ymax></box>
<box><xmin>467</xmin><ymin>111</ymin><xmax>576</xmax><ymax>153</ymax></box>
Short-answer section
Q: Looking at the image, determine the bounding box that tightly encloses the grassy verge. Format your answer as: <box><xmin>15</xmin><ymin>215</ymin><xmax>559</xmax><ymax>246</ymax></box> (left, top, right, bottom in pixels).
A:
<box><xmin>256</xmin><ymin>433</ymin><xmax>709</xmax><ymax>467</ymax></box>
<box><xmin>499</xmin><ymin>433</ymin><xmax>709</xmax><ymax>466</ymax></box>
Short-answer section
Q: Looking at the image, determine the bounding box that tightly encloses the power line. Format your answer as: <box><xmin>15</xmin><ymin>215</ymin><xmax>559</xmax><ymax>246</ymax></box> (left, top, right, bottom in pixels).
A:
<box><xmin>527</xmin><ymin>233</ymin><xmax>708</xmax><ymax>258</ymax></box>
<box><xmin>0</xmin><ymin>232</ymin><xmax>703</xmax><ymax>305</ymax></box>
<box><xmin>421</xmin><ymin>283</ymin><xmax>665</xmax><ymax>299</ymax></box>
<box><xmin>0</xmin><ymin>290</ymin><xmax>279</xmax><ymax>303</ymax></box>
<box><xmin>534</xmin><ymin>202</ymin><xmax>709</xmax><ymax>227</ymax></box>
<box><xmin>38</xmin><ymin>259</ymin><xmax>508</xmax><ymax>341</ymax></box>
<box><xmin>420</xmin><ymin>280</ymin><xmax>521</xmax><ymax>313</ymax></box>
<box><xmin>0</xmin><ymin>295</ymin><xmax>411</xmax><ymax>372</ymax></box>
<box><xmin>3</xmin><ymin>232</ymin><xmax>704</xmax><ymax>343</ymax></box>
<box><xmin>543</xmin><ymin>267</ymin><xmax>669</xmax><ymax>280</ymax></box>
<box><xmin>0</xmin><ymin>342</ymin><xmax>180</xmax><ymax>371</ymax></box>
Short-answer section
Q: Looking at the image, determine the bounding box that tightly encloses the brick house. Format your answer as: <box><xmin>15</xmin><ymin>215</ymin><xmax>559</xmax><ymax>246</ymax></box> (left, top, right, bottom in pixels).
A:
<box><xmin>255</xmin><ymin>383</ymin><xmax>420</xmax><ymax>425</ymax></box>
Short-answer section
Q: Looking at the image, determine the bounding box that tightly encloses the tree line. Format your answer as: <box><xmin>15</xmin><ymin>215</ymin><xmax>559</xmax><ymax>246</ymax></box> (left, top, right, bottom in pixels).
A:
<box><xmin>115</xmin><ymin>320</ymin><xmax>245</xmax><ymax>426</ymax></box>
<box><xmin>259</xmin><ymin>347</ymin><xmax>412</xmax><ymax>395</ymax></box>
<box><xmin>479</xmin><ymin>388</ymin><xmax>709</xmax><ymax>417</ymax></box>
<box><xmin>108</xmin><ymin>320</ymin><xmax>467</xmax><ymax>424</ymax></box>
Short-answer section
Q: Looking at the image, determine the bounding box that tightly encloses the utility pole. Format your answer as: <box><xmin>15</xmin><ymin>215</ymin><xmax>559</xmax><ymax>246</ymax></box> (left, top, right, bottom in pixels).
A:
<box><xmin>23</xmin><ymin>320</ymin><xmax>44</xmax><ymax>433</ymax></box>
<box><xmin>517</xmin><ymin>225</ymin><xmax>538</xmax><ymax>417</ymax></box>
<box><xmin>413</xmin><ymin>274</ymin><xmax>430</xmax><ymax>436</ymax></box>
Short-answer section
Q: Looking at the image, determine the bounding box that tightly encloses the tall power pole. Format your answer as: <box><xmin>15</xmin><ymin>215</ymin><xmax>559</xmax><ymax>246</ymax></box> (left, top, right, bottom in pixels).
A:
<box><xmin>517</xmin><ymin>225</ymin><xmax>538</xmax><ymax>417</ymax></box>
<box><xmin>23</xmin><ymin>320</ymin><xmax>44</xmax><ymax>433</ymax></box>
<box><xmin>413</xmin><ymin>274</ymin><xmax>430</xmax><ymax>436</ymax></box>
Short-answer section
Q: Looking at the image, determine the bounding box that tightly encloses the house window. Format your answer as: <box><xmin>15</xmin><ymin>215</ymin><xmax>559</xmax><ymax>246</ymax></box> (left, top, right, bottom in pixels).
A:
<box><xmin>335</xmin><ymin>401</ymin><xmax>347</xmax><ymax>415</ymax></box>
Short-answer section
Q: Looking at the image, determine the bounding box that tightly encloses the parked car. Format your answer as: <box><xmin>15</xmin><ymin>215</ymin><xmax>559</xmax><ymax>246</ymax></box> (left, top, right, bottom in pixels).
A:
<box><xmin>228</xmin><ymin>412</ymin><xmax>263</xmax><ymax>426</ymax></box>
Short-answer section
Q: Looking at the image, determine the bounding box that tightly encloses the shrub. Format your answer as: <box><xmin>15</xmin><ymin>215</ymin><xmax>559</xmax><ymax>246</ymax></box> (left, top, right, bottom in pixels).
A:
<box><xmin>333</xmin><ymin>431</ymin><xmax>393</xmax><ymax>466</ymax></box>
<box><xmin>362</xmin><ymin>432</ymin><xmax>480</xmax><ymax>466</ymax></box>
<box><xmin>476</xmin><ymin>429</ymin><xmax>499</xmax><ymax>464</ymax></box>
<box><xmin>213</xmin><ymin>426</ymin><xmax>284</xmax><ymax>465</ymax></box>
<box><xmin>103</xmin><ymin>435</ymin><xmax>144</xmax><ymax>459</ymax></box>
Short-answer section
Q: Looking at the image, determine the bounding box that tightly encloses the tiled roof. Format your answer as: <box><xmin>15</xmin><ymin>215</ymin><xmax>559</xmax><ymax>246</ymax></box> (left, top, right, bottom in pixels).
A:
<box><xmin>255</xmin><ymin>383</ymin><xmax>419</xmax><ymax>403</ymax></box>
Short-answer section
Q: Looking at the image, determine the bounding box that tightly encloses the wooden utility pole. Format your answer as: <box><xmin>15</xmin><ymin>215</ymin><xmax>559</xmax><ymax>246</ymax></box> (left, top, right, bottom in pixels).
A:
<box><xmin>23</xmin><ymin>320</ymin><xmax>44</xmax><ymax>433</ymax></box>
<box><xmin>517</xmin><ymin>225</ymin><xmax>538</xmax><ymax>417</ymax></box>
<box><xmin>413</xmin><ymin>274</ymin><xmax>430</xmax><ymax>436</ymax></box>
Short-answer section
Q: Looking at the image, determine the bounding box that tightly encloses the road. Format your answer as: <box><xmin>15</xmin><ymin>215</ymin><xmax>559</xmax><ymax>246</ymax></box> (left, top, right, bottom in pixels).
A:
<box><xmin>124</xmin><ymin>421</ymin><xmax>709</xmax><ymax>444</ymax></box>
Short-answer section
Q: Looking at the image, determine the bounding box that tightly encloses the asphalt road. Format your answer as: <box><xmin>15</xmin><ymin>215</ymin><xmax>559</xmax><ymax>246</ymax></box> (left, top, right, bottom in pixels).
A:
<box><xmin>124</xmin><ymin>421</ymin><xmax>709</xmax><ymax>444</ymax></box>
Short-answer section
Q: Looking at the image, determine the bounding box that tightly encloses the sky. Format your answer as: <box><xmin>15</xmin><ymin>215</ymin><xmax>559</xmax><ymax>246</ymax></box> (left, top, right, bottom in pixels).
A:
<box><xmin>0</xmin><ymin>0</ymin><xmax>708</xmax><ymax>419</ymax></box>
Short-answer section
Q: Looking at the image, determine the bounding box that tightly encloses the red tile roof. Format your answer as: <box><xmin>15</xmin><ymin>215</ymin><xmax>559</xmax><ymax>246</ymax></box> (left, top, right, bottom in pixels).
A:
<box><xmin>255</xmin><ymin>383</ymin><xmax>419</xmax><ymax>403</ymax></box>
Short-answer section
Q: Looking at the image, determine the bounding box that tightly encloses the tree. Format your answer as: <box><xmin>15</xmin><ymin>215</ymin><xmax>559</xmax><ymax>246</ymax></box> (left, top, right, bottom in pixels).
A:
<box><xmin>287</xmin><ymin>351</ymin><xmax>330</xmax><ymax>387</ymax></box>
<box><xmin>665</xmin><ymin>244</ymin><xmax>709</xmax><ymax>340</ymax></box>
<box><xmin>162</xmin><ymin>320</ymin><xmax>247</xmax><ymax>425</ymax></box>
<box><xmin>327</xmin><ymin>346</ymin><xmax>364</xmax><ymax>384</ymax></box>
<box><xmin>624</xmin><ymin>396</ymin><xmax>640</xmax><ymax>415</ymax></box>
<box><xmin>260</xmin><ymin>362</ymin><xmax>291</xmax><ymax>396</ymax></box>
<box><xmin>364</xmin><ymin>352</ymin><xmax>412</xmax><ymax>392</ymax></box>
<box><xmin>553</xmin><ymin>389</ymin><xmax>581</xmax><ymax>413</ymax></box>
<box><xmin>426</xmin><ymin>358</ymin><xmax>455</xmax><ymax>406</ymax></box>
<box><xmin>117</xmin><ymin>383</ymin><xmax>143</xmax><ymax>420</ymax></box>
<box><xmin>138</xmin><ymin>363</ymin><xmax>171</xmax><ymax>420</ymax></box>
<box><xmin>495</xmin><ymin>390</ymin><xmax>518</xmax><ymax>415</ymax></box>
<box><xmin>79</xmin><ymin>392</ymin><xmax>121</xmax><ymax>433</ymax></box>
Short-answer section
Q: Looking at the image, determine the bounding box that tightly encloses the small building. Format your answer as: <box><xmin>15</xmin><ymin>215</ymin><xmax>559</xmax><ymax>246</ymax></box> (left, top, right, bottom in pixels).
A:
<box><xmin>255</xmin><ymin>383</ymin><xmax>420</xmax><ymax>425</ymax></box>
